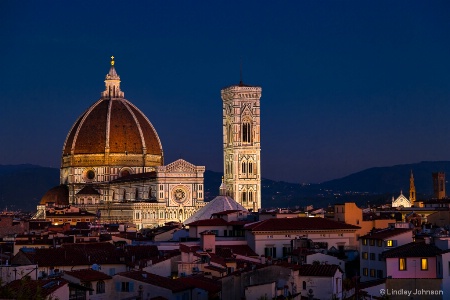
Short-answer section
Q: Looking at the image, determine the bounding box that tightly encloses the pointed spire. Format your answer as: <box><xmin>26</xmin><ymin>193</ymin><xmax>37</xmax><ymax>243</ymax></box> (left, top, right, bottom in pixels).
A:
<box><xmin>102</xmin><ymin>56</ymin><xmax>124</xmax><ymax>98</ymax></box>
<box><xmin>107</xmin><ymin>55</ymin><xmax>119</xmax><ymax>79</ymax></box>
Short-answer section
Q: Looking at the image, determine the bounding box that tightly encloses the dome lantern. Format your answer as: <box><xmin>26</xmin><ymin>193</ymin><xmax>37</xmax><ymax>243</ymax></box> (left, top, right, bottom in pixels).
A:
<box><xmin>101</xmin><ymin>56</ymin><xmax>124</xmax><ymax>99</ymax></box>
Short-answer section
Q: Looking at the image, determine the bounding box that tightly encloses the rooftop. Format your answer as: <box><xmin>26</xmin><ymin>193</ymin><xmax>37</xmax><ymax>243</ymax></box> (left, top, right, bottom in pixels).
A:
<box><xmin>118</xmin><ymin>271</ymin><xmax>192</xmax><ymax>292</ymax></box>
<box><xmin>383</xmin><ymin>242</ymin><xmax>442</xmax><ymax>258</ymax></box>
<box><xmin>244</xmin><ymin>217</ymin><xmax>360</xmax><ymax>231</ymax></box>
<box><xmin>64</xmin><ymin>268</ymin><xmax>112</xmax><ymax>281</ymax></box>
<box><xmin>359</xmin><ymin>228</ymin><xmax>413</xmax><ymax>240</ymax></box>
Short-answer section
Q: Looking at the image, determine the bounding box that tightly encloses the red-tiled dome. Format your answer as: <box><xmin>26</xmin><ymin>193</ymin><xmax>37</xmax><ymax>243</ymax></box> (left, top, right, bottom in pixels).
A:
<box><xmin>40</xmin><ymin>185</ymin><xmax>69</xmax><ymax>206</ymax></box>
<box><xmin>62</xmin><ymin>98</ymin><xmax>162</xmax><ymax>157</ymax></box>
<box><xmin>61</xmin><ymin>59</ymin><xmax>163</xmax><ymax>168</ymax></box>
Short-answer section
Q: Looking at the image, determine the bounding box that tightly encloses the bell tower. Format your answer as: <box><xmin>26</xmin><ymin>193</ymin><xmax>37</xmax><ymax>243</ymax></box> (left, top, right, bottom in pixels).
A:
<box><xmin>221</xmin><ymin>81</ymin><xmax>262</xmax><ymax>211</ymax></box>
<box><xmin>409</xmin><ymin>170</ymin><xmax>416</xmax><ymax>206</ymax></box>
<box><xmin>433</xmin><ymin>172</ymin><xmax>446</xmax><ymax>199</ymax></box>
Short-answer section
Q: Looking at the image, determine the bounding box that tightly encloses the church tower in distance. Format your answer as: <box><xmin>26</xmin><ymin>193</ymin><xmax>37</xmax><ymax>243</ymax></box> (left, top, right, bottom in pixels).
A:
<box><xmin>221</xmin><ymin>81</ymin><xmax>262</xmax><ymax>211</ymax></box>
<box><xmin>433</xmin><ymin>172</ymin><xmax>446</xmax><ymax>199</ymax></box>
<box><xmin>409</xmin><ymin>170</ymin><xmax>416</xmax><ymax>206</ymax></box>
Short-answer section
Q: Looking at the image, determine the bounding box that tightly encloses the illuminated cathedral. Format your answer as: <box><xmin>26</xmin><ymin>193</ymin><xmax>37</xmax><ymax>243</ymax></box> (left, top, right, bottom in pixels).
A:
<box><xmin>36</xmin><ymin>57</ymin><xmax>205</xmax><ymax>228</ymax></box>
<box><xmin>36</xmin><ymin>56</ymin><xmax>262</xmax><ymax>228</ymax></box>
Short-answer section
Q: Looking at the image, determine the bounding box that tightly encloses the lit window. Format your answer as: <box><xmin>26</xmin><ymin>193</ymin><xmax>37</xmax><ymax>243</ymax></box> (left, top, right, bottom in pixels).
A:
<box><xmin>363</xmin><ymin>268</ymin><xmax>368</xmax><ymax>276</ymax></box>
<box><xmin>421</xmin><ymin>258</ymin><xmax>428</xmax><ymax>270</ymax></box>
<box><xmin>362</xmin><ymin>252</ymin><xmax>368</xmax><ymax>260</ymax></box>
<box><xmin>369</xmin><ymin>239</ymin><xmax>375</xmax><ymax>246</ymax></box>
<box><xmin>370</xmin><ymin>269</ymin><xmax>376</xmax><ymax>277</ymax></box>
<box><xmin>387</xmin><ymin>240</ymin><xmax>393</xmax><ymax>247</ymax></box>
<box><xmin>399</xmin><ymin>258</ymin><xmax>407</xmax><ymax>271</ymax></box>
<box><xmin>362</xmin><ymin>239</ymin><xmax>367</xmax><ymax>245</ymax></box>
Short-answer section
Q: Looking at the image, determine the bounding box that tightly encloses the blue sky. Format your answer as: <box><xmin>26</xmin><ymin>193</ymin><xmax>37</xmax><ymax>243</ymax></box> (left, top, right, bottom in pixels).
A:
<box><xmin>1</xmin><ymin>1</ymin><xmax>450</xmax><ymax>183</ymax></box>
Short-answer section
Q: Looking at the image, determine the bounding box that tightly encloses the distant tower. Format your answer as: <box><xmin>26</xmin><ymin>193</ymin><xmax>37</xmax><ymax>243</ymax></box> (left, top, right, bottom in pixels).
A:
<box><xmin>409</xmin><ymin>170</ymin><xmax>416</xmax><ymax>206</ymax></box>
<box><xmin>221</xmin><ymin>81</ymin><xmax>262</xmax><ymax>211</ymax></box>
<box><xmin>432</xmin><ymin>172</ymin><xmax>446</xmax><ymax>199</ymax></box>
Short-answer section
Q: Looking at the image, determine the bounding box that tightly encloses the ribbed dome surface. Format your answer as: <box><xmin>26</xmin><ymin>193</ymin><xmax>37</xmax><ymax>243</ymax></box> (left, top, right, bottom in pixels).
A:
<box><xmin>40</xmin><ymin>185</ymin><xmax>69</xmax><ymax>206</ymax></box>
<box><xmin>62</xmin><ymin>98</ymin><xmax>162</xmax><ymax>156</ymax></box>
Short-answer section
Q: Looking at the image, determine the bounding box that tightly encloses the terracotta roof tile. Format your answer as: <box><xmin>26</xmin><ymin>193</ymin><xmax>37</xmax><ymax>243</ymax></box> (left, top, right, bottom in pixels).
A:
<box><xmin>359</xmin><ymin>228</ymin><xmax>413</xmax><ymax>240</ymax></box>
<box><xmin>6</xmin><ymin>278</ymin><xmax>69</xmax><ymax>298</ymax></box>
<box><xmin>216</xmin><ymin>245</ymin><xmax>258</xmax><ymax>257</ymax></box>
<box><xmin>39</xmin><ymin>185</ymin><xmax>69</xmax><ymax>206</ymax></box>
<box><xmin>383</xmin><ymin>242</ymin><xmax>442</xmax><ymax>258</ymax></box>
<box><xmin>64</xmin><ymin>268</ymin><xmax>112</xmax><ymax>281</ymax></box>
<box><xmin>245</xmin><ymin>217</ymin><xmax>360</xmax><ymax>231</ymax></box>
<box><xmin>179</xmin><ymin>244</ymin><xmax>201</xmax><ymax>253</ymax></box>
<box><xmin>118</xmin><ymin>271</ymin><xmax>192</xmax><ymax>292</ymax></box>
<box><xmin>17</xmin><ymin>242</ymin><xmax>124</xmax><ymax>266</ymax></box>
<box><xmin>297</xmin><ymin>264</ymin><xmax>340</xmax><ymax>277</ymax></box>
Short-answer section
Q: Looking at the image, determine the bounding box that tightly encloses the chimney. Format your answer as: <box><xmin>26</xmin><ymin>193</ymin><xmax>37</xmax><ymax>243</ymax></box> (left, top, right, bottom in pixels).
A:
<box><xmin>200</xmin><ymin>231</ymin><xmax>216</xmax><ymax>253</ymax></box>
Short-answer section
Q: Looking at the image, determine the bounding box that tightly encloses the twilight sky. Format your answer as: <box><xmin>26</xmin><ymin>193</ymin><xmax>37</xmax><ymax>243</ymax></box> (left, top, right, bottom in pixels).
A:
<box><xmin>1</xmin><ymin>1</ymin><xmax>450</xmax><ymax>183</ymax></box>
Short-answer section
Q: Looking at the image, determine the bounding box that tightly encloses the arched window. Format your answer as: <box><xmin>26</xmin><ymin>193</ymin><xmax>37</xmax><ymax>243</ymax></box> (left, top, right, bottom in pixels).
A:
<box><xmin>242</xmin><ymin>122</ymin><xmax>251</xmax><ymax>143</ymax></box>
<box><xmin>249</xmin><ymin>191</ymin><xmax>253</xmax><ymax>202</ymax></box>
<box><xmin>242</xmin><ymin>162</ymin><xmax>247</xmax><ymax>174</ymax></box>
<box><xmin>135</xmin><ymin>188</ymin><xmax>139</xmax><ymax>200</ymax></box>
<box><xmin>248</xmin><ymin>162</ymin><xmax>253</xmax><ymax>174</ymax></box>
<box><xmin>123</xmin><ymin>189</ymin><xmax>126</xmax><ymax>201</ymax></box>
<box><xmin>96</xmin><ymin>280</ymin><xmax>105</xmax><ymax>294</ymax></box>
<box><xmin>242</xmin><ymin>192</ymin><xmax>247</xmax><ymax>203</ymax></box>
<box><xmin>228</xmin><ymin>124</ymin><xmax>233</xmax><ymax>144</ymax></box>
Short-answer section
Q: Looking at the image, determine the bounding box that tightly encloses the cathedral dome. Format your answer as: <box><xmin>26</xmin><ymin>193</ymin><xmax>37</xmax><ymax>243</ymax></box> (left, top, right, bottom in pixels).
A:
<box><xmin>39</xmin><ymin>185</ymin><xmax>69</xmax><ymax>206</ymax></box>
<box><xmin>61</xmin><ymin>57</ymin><xmax>163</xmax><ymax>168</ymax></box>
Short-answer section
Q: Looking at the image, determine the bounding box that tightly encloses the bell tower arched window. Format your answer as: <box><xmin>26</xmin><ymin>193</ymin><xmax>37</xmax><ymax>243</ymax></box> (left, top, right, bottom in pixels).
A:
<box><xmin>242</xmin><ymin>122</ymin><xmax>251</xmax><ymax>143</ymax></box>
<box><xmin>242</xmin><ymin>162</ymin><xmax>247</xmax><ymax>174</ymax></box>
<box><xmin>228</xmin><ymin>124</ymin><xmax>233</xmax><ymax>144</ymax></box>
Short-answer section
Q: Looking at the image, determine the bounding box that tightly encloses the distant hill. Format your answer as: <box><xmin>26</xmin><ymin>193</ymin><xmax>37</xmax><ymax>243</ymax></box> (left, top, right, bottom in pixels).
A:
<box><xmin>0</xmin><ymin>165</ymin><xmax>60</xmax><ymax>212</ymax></box>
<box><xmin>1</xmin><ymin>161</ymin><xmax>449</xmax><ymax>212</ymax></box>
<box><xmin>320</xmin><ymin>161</ymin><xmax>450</xmax><ymax>195</ymax></box>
